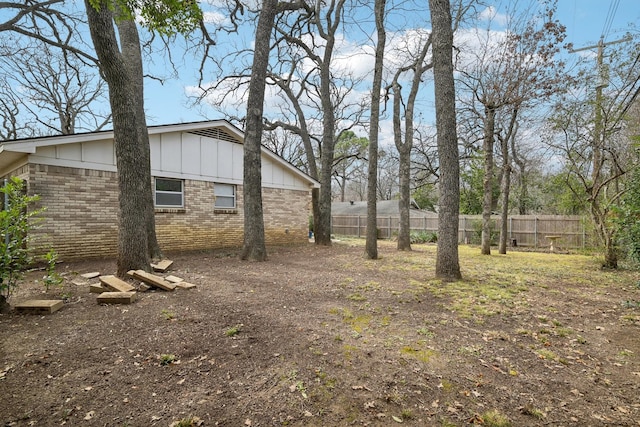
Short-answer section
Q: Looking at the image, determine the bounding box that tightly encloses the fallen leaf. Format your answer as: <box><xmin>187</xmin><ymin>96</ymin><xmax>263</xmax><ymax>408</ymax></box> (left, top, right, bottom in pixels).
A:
<box><xmin>84</xmin><ymin>411</ymin><xmax>95</xmax><ymax>420</ymax></box>
<box><xmin>364</xmin><ymin>401</ymin><xmax>376</xmax><ymax>409</ymax></box>
<box><xmin>392</xmin><ymin>415</ymin><xmax>403</xmax><ymax>423</ymax></box>
<box><xmin>177</xmin><ymin>378</ymin><xmax>185</xmax><ymax>385</ymax></box>
<box><xmin>244</xmin><ymin>419</ymin><xmax>252</xmax><ymax>426</ymax></box>
<box><xmin>304</xmin><ymin>411</ymin><xmax>313</xmax><ymax>417</ymax></box>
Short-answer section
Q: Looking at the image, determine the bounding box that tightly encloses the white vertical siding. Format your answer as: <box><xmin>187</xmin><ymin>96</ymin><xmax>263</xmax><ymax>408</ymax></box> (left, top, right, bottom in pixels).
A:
<box><xmin>27</xmin><ymin>125</ymin><xmax>314</xmax><ymax>190</ymax></box>
<box><xmin>160</xmin><ymin>133</ymin><xmax>182</xmax><ymax>172</ymax></box>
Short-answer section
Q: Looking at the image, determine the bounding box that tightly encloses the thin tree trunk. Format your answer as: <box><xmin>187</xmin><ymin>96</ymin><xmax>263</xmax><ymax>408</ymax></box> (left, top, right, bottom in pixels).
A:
<box><xmin>498</xmin><ymin>108</ymin><xmax>518</xmax><ymax>254</ymax></box>
<box><xmin>498</xmin><ymin>155</ymin><xmax>510</xmax><ymax>254</ymax></box>
<box><xmin>395</xmin><ymin>83</ymin><xmax>412</xmax><ymax>251</ymax></box>
<box><xmin>365</xmin><ymin>0</ymin><xmax>386</xmax><ymax>259</ymax></box>
<box><xmin>430</xmin><ymin>0</ymin><xmax>461</xmax><ymax>280</ymax></box>
<box><xmin>240</xmin><ymin>0</ymin><xmax>278</xmax><ymax>261</ymax></box>
<box><xmin>481</xmin><ymin>105</ymin><xmax>496</xmax><ymax>255</ymax></box>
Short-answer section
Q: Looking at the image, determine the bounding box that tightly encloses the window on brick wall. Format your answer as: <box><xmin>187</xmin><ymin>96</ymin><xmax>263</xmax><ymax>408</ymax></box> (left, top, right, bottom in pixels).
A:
<box><xmin>214</xmin><ymin>183</ymin><xmax>236</xmax><ymax>208</ymax></box>
<box><xmin>155</xmin><ymin>177</ymin><xmax>184</xmax><ymax>207</ymax></box>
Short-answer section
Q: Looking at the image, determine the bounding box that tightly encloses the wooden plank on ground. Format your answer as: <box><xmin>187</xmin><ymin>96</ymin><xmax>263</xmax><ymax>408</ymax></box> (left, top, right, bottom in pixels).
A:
<box><xmin>99</xmin><ymin>275</ymin><xmax>136</xmax><ymax>293</ymax></box>
<box><xmin>131</xmin><ymin>270</ymin><xmax>176</xmax><ymax>291</ymax></box>
<box><xmin>151</xmin><ymin>259</ymin><xmax>173</xmax><ymax>272</ymax></box>
<box><xmin>97</xmin><ymin>292</ymin><xmax>136</xmax><ymax>304</ymax></box>
<box><xmin>89</xmin><ymin>284</ymin><xmax>107</xmax><ymax>294</ymax></box>
<box><xmin>175</xmin><ymin>281</ymin><xmax>197</xmax><ymax>289</ymax></box>
<box><xmin>81</xmin><ymin>272</ymin><xmax>100</xmax><ymax>279</ymax></box>
<box><xmin>14</xmin><ymin>300</ymin><xmax>63</xmax><ymax>314</ymax></box>
<box><xmin>165</xmin><ymin>275</ymin><xmax>183</xmax><ymax>283</ymax></box>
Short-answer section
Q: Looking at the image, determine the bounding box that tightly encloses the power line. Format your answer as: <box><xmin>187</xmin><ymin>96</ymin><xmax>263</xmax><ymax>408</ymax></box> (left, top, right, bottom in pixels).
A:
<box><xmin>601</xmin><ymin>0</ymin><xmax>620</xmax><ymax>40</ymax></box>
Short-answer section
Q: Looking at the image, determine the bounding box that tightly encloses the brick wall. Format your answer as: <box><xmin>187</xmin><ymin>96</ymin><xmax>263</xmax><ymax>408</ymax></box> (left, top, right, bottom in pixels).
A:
<box><xmin>10</xmin><ymin>164</ymin><xmax>311</xmax><ymax>260</ymax></box>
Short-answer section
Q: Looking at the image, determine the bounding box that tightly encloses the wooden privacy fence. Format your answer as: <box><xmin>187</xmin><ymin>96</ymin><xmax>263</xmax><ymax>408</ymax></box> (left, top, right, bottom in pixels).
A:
<box><xmin>331</xmin><ymin>214</ymin><xmax>595</xmax><ymax>249</ymax></box>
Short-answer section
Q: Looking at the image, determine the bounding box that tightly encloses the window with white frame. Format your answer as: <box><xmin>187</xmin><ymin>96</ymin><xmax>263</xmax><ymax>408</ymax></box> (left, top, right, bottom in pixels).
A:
<box><xmin>214</xmin><ymin>183</ymin><xmax>236</xmax><ymax>208</ymax></box>
<box><xmin>154</xmin><ymin>178</ymin><xmax>184</xmax><ymax>208</ymax></box>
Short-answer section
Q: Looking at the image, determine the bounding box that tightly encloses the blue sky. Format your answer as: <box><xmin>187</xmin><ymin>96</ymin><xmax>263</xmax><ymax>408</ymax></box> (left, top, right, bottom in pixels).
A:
<box><xmin>142</xmin><ymin>0</ymin><xmax>640</xmax><ymax>128</ymax></box>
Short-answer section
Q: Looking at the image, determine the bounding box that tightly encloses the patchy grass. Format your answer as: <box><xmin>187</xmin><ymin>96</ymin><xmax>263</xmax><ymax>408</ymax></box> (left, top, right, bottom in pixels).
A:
<box><xmin>3</xmin><ymin>238</ymin><xmax>640</xmax><ymax>426</ymax></box>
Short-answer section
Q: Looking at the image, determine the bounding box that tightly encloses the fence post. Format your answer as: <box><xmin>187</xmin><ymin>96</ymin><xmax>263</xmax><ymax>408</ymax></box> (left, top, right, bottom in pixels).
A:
<box><xmin>534</xmin><ymin>216</ymin><xmax>538</xmax><ymax>248</ymax></box>
<box><xmin>388</xmin><ymin>216</ymin><xmax>392</xmax><ymax>239</ymax></box>
<box><xmin>463</xmin><ymin>216</ymin><xmax>466</xmax><ymax>244</ymax></box>
<box><xmin>509</xmin><ymin>216</ymin><xmax>512</xmax><ymax>240</ymax></box>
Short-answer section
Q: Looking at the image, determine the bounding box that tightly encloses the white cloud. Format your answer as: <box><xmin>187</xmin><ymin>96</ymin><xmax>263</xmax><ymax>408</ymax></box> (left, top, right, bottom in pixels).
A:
<box><xmin>477</xmin><ymin>6</ymin><xmax>509</xmax><ymax>27</ymax></box>
<box><xmin>202</xmin><ymin>11</ymin><xmax>229</xmax><ymax>26</ymax></box>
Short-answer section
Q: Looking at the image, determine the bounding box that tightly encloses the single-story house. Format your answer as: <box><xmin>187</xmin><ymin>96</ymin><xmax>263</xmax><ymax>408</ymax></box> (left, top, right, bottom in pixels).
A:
<box><xmin>0</xmin><ymin>120</ymin><xmax>320</xmax><ymax>260</ymax></box>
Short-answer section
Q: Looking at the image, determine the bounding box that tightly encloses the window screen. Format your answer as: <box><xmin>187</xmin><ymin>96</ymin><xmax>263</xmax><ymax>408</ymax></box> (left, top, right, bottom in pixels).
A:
<box><xmin>214</xmin><ymin>183</ymin><xmax>236</xmax><ymax>208</ymax></box>
<box><xmin>155</xmin><ymin>178</ymin><xmax>184</xmax><ymax>207</ymax></box>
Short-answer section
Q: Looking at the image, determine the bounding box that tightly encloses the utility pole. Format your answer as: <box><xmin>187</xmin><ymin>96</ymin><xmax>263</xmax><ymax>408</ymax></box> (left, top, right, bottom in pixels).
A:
<box><xmin>570</xmin><ymin>35</ymin><xmax>631</xmax><ymax>195</ymax></box>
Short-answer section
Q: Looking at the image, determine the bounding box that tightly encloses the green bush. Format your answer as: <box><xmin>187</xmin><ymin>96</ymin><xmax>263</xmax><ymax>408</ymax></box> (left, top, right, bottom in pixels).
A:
<box><xmin>0</xmin><ymin>177</ymin><xmax>43</xmax><ymax>303</ymax></box>
<box><xmin>613</xmin><ymin>166</ymin><xmax>640</xmax><ymax>265</ymax></box>
<box><xmin>42</xmin><ymin>249</ymin><xmax>63</xmax><ymax>292</ymax></box>
<box><xmin>410</xmin><ymin>231</ymin><xmax>438</xmax><ymax>244</ymax></box>
<box><xmin>470</xmin><ymin>219</ymin><xmax>498</xmax><ymax>245</ymax></box>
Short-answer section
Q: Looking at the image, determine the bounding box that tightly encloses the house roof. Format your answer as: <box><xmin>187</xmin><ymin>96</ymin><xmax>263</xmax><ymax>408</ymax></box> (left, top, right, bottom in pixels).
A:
<box><xmin>0</xmin><ymin>120</ymin><xmax>320</xmax><ymax>188</ymax></box>
<box><xmin>332</xmin><ymin>200</ymin><xmax>436</xmax><ymax>217</ymax></box>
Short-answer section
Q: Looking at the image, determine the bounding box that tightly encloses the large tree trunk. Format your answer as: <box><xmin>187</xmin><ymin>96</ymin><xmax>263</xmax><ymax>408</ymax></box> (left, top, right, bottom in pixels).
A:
<box><xmin>430</xmin><ymin>0</ymin><xmax>461</xmax><ymax>280</ymax></box>
<box><xmin>240</xmin><ymin>0</ymin><xmax>277</xmax><ymax>261</ymax></box>
<box><xmin>314</xmin><ymin>4</ymin><xmax>343</xmax><ymax>247</ymax></box>
<box><xmin>481</xmin><ymin>105</ymin><xmax>496</xmax><ymax>255</ymax></box>
<box><xmin>117</xmin><ymin>19</ymin><xmax>162</xmax><ymax>262</ymax></box>
<box><xmin>365</xmin><ymin>0</ymin><xmax>386</xmax><ymax>259</ymax></box>
<box><xmin>85</xmin><ymin>0</ymin><xmax>158</xmax><ymax>276</ymax></box>
<box><xmin>396</xmin><ymin>145</ymin><xmax>411</xmax><ymax>251</ymax></box>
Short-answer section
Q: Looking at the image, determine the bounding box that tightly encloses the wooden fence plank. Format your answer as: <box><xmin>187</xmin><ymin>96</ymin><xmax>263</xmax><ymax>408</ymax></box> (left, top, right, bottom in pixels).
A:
<box><xmin>331</xmin><ymin>214</ymin><xmax>591</xmax><ymax>249</ymax></box>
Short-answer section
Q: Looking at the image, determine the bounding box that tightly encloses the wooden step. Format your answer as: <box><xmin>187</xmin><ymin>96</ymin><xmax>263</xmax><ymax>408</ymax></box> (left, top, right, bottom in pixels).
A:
<box><xmin>151</xmin><ymin>259</ymin><xmax>173</xmax><ymax>273</ymax></box>
<box><xmin>130</xmin><ymin>270</ymin><xmax>176</xmax><ymax>291</ymax></box>
<box><xmin>14</xmin><ymin>300</ymin><xmax>64</xmax><ymax>314</ymax></box>
<box><xmin>97</xmin><ymin>292</ymin><xmax>136</xmax><ymax>304</ymax></box>
<box><xmin>89</xmin><ymin>284</ymin><xmax>107</xmax><ymax>294</ymax></box>
<box><xmin>81</xmin><ymin>272</ymin><xmax>100</xmax><ymax>279</ymax></box>
<box><xmin>176</xmin><ymin>281</ymin><xmax>197</xmax><ymax>289</ymax></box>
<box><xmin>165</xmin><ymin>275</ymin><xmax>183</xmax><ymax>283</ymax></box>
<box><xmin>99</xmin><ymin>275</ymin><xmax>136</xmax><ymax>293</ymax></box>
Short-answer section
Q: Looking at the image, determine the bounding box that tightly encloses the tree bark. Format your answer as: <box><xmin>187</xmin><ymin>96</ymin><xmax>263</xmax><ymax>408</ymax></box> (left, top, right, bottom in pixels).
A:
<box><xmin>85</xmin><ymin>0</ymin><xmax>159</xmax><ymax>276</ymax></box>
<box><xmin>365</xmin><ymin>0</ymin><xmax>386</xmax><ymax>259</ymax></box>
<box><xmin>498</xmin><ymin>108</ymin><xmax>518</xmax><ymax>254</ymax></box>
<box><xmin>481</xmin><ymin>105</ymin><xmax>496</xmax><ymax>255</ymax></box>
<box><xmin>429</xmin><ymin>0</ymin><xmax>461</xmax><ymax>280</ymax></box>
<box><xmin>240</xmin><ymin>0</ymin><xmax>277</xmax><ymax>261</ymax></box>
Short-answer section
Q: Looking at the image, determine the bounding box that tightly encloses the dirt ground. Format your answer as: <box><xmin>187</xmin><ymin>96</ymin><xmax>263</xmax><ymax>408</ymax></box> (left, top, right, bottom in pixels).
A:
<box><xmin>1</xmin><ymin>239</ymin><xmax>639</xmax><ymax>427</ymax></box>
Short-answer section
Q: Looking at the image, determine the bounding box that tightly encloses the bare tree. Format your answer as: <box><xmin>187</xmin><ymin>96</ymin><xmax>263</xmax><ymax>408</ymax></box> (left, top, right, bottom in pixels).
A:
<box><xmin>456</xmin><ymin>0</ymin><xmax>567</xmax><ymax>255</ymax></box>
<box><xmin>429</xmin><ymin>0</ymin><xmax>461</xmax><ymax>280</ymax></box>
<box><xmin>546</xmin><ymin>35</ymin><xmax>640</xmax><ymax>268</ymax></box>
<box><xmin>365</xmin><ymin>0</ymin><xmax>386</xmax><ymax>259</ymax></box>
<box><xmin>240</xmin><ymin>0</ymin><xmax>280</xmax><ymax>261</ymax></box>
<box><xmin>84</xmin><ymin>1</ymin><xmax>162</xmax><ymax>275</ymax></box>
<box><xmin>0</xmin><ymin>42</ymin><xmax>111</xmax><ymax>136</ymax></box>
<box><xmin>388</xmin><ymin>29</ymin><xmax>432</xmax><ymax>251</ymax></box>
<box><xmin>332</xmin><ymin>131</ymin><xmax>368</xmax><ymax>202</ymax></box>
